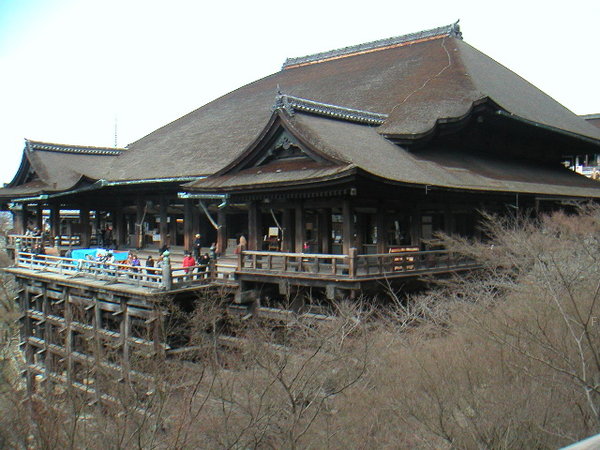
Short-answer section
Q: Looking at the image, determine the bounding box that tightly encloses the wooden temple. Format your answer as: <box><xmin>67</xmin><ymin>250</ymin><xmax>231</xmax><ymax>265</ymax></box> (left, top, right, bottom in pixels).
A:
<box><xmin>2</xmin><ymin>22</ymin><xmax>600</xmax><ymax>400</ymax></box>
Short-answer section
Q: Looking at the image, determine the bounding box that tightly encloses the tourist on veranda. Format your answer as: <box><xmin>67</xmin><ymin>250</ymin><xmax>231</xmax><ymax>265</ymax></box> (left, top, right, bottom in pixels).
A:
<box><xmin>145</xmin><ymin>255</ymin><xmax>155</xmax><ymax>282</ymax></box>
<box><xmin>197</xmin><ymin>253</ymin><xmax>210</xmax><ymax>278</ymax></box>
<box><xmin>131</xmin><ymin>253</ymin><xmax>141</xmax><ymax>279</ymax></box>
<box><xmin>193</xmin><ymin>234</ymin><xmax>202</xmax><ymax>259</ymax></box>
<box><xmin>183</xmin><ymin>251</ymin><xmax>195</xmax><ymax>280</ymax></box>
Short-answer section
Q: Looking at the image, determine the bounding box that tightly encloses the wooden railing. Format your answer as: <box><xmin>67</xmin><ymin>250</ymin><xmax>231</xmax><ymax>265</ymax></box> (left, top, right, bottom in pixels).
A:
<box><xmin>239</xmin><ymin>249</ymin><xmax>475</xmax><ymax>280</ymax></box>
<box><xmin>13</xmin><ymin>252</ymin><xmax>234</xmax><ymax>290</ymax></box>
<box><xmin>240</xmin><ymin>251</ymin><xmax>350</xmax><ymax>277</ymax></box>
<box><xmin>8</xmin><ymin>234</ymin><xmax>81</xmax><ymax>249</ymax></box>
<box><xmin>7</xmin><ymin>234</ymin><xmax>43</xmax><ymax>249</ymax></box>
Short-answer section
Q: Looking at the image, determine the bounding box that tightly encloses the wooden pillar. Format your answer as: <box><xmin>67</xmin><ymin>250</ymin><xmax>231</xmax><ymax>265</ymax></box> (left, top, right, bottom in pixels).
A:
<box><xmin>113</xmin><ymin>206</ymin><xmax>126</xmax><ymax>248</ymax></box>
<box><xmin>80</xmin><ymin>206</ymin><xmax>91</xmax><ymax>248</ymax></box>
<box><xmin>217</xmin><ymin>210</ymin><xmax>227</xmax><ymax>255</ymax></box>
<box><xmin>64</xmin><ymin>288</ymin><xmax>73</xmax><ymax>389</ymax></box>
<box><xmin>319</xmin><ymin>209</ymin><xmax>331</xmax><ymax>254</ymax></box>
<box><xmin>192</xmin><ymin>201</ymin><xmax>201</xmax><ymax>244</ymax></box>
<box><xmin>248</xmin><ymin>201</ymin><xmax>262</xmax><ymax>251</ymax></box>
<box><xmin>12</xmin><ymin>205</ymin><xmax>26</xmax><ymax>234</ymax></box>
<box><xmin>184</xmin><ymin>199</ymin><xmax>194</xmax><ymax>251</ymax></box>
<box><xmin>342</xmin><ymin>198</ymin><xmax>354</xmax><ymax>255</ymax></box>
<box><xmin>354</xmin><ymin>212</ymin><xmax>365</xmax><ymax>253</ymax></box>
<box><xmin>281</xmin><ymin>208</ymin><xmax>292</xmax><ymax>252</ymax></box>
<box><xmin>50</xmin><ymin>204</ymin><xmax>60</xmax><ymax>239</ymax></box>
<box><xmin>20</xmin><ymin>287</ymin><xmax>34</xmax><ymax>394</ymax></box>
<box><xmin>294</xmin><ymin>201</ymin><xmax>304</xmax><ymax>253</ymax></box>
<box><xmin>135</xmin><ymin>198</ymin><xmax>144</xmax><ymax>249</ymax></box>
<box><xmin>410</xmin><ymin>204</ymin><xmax>420</xmax><ymax>247</ymax></box>
<box><xmin>159</xmin><ymin>196</ymin><xmax>169</xmax><ymax>248</ymax></box>
<box><xmin>376</xmin><ymin>206</ymin><xmax>386</xmax><ymax>253</ymax></box>
<box><xmin>119</xmin><ymin>298</ymin><xmax>130</xmax><ymax>383</ymax></box>
<box><xmin>93</xmin><ymin>296</ymin><xmax>102</xmax><ymax>404</ymax></box>
<box><xmin>35</xmin><ymin>204</ymin><xmax>44</xmax><ymax>232</ymax></box>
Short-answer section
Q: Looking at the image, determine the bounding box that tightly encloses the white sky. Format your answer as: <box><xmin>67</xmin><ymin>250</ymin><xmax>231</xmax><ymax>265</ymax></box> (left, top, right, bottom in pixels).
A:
<box><xmin>0</xmin><ymin>0</ymin><xmax>598</xmax><ymax>184</ymax></box>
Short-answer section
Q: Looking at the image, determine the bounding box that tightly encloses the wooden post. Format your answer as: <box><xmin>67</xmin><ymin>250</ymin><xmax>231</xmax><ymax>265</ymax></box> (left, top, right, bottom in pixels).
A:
<box><xmin>80</xmin><ymin>206</ymin><xmax>91</xmax><ymax>248</ymax></box>
<box><xmin>320</xmin><ymin>208</ymin><xmax>331</xmax><ymax>254</ymax></box>
<box><xmin>248</xmin><ymin>201</ymin><xmax>262</xmax><ymax>251</ymax></box>
<box><xmin>217</xmin><ymin>209</ymin><xmax>227</xmax><ymax>255</ymax></box>
<box><xmin>159</xmin><ymin>196</ymin><xmax>169</xmax><ymax>248</ymax></box>
<box><xmin>50</xmin><ymin>205</ymin><xmax>61</xmax><ymax>240</ymax></box>
<box><xmin>20</xmin><ymin>287</ymin><xmax>34</xmax><ymax>394</ymax></box>
<box><xmin>342</xmin><ymin>198</ymin><xmax>354</xmax><ymax>255</ymax></box>
<box><xmin>376</xmin><ymin>206</ymin><xmax>386</xmax><ymax>254</ymax></box>
<box><xmin>64</xmin><ymin>287</ymin><xmax>73</xmax><ymax>389</ymax></box>
<box><xmin>120</xmin><ymin>298</ymin><xmax>130</xmax><ymax>382</ymax></box>
<box><xmin>184</xmin><ymin>199</ymin><xmax>193</xmax><ymax>252</ymax></box>
<box><xmin>114</xmin><ymin>206</ymin><xmax>126</xmax><ymax>248</ymax></box>
<box><xmin>281</xmin><ymin>208</ymin><xmax>292</xmax><ymax>252</ymax></box>
<box><xmin>349</xmin><ymin>247</ymin><xmax>358</xmax><ymax>278</ymax></box>
<box><xmin>161</xmin><ymin>255</ymin><xmax>172</xmax><ymax>290</ymax></box>
<box><xmin>295</xmin><ymin>202</ymin><xmax>304</xmax><ymax>253</ymax></box>
<box><xmin>135</xmin><ymin>198</ymin><xmax>145</xmax><ymax>249</ymax></box>
<box><xmin>35</xmin><ymin>204</ymin><xmax>44</xmax><ymax>232</ymax></box>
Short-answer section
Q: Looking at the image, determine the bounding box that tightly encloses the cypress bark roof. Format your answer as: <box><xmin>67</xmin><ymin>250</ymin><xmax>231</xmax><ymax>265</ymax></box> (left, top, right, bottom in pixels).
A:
<box><xmin>107</xmin><ymin>23</ymin><xmax>600</xmax><ymax>182</ymax></box>
<box><xmin>2</xmin><ymin>23</ymin><xmax>600</xmax><ymax>201</ymax></box>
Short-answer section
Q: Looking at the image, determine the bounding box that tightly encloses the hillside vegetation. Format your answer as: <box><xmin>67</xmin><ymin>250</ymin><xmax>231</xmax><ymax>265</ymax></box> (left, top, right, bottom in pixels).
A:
<box><xmin>1</xmin><ymin>207</ymin><xmax>599</xmax><ymax>449</ymax></box>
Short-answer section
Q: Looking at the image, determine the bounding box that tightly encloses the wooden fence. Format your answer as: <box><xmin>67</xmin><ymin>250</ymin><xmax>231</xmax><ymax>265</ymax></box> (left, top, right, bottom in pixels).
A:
<box><xmin>239</xmin><ymin>248</ymin><xmax>474</xmax><ymax>280</ymax></box>
<box><xmin>14</xmin><ymin>252</ymin><xmax>235</xmax><ymax>290</ymax></box>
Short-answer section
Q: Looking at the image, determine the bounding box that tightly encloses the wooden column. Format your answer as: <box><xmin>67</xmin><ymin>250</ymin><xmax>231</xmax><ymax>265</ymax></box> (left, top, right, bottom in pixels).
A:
<box><xmin>342</xmin><ymin>198</ymin><xmax>354</xmax><ymax>255</ymax></box>
<box><xmin>135</xmin><ymin>198</ymin><xmax>144</xmax><ymax>249</ymax></box>
<box><xmin>281</xmin><ymin>208</ymin><xmax>292</xmax><ymax>252</ymax></box>
<box><xmin>376</xmin><ymin>206</ymin><xmax>386</xmax><ymax>253</ymax></box>
<box><xmin>184</xmin><ymin>199</ymin><xmax>194</xmax><ymax>251</ymax></box>
<box><xmin>410</xmin><ymin>204</ymin><xmax>420</xmax><ymax>247</ymax></box>
<box><xmin>319</xmin><ymin>208</ymin><xmax>331</xmax><ymax>254</ymax></box>
<box><xmin>50</xmin><ymin>204</ymin><xmax>60</xmax><ymax>240</ymax></box>
<box><xmin>80</xmin><ymin>206</ymin><xmax>91</xmax><ymax>248</ymax></box>
<box><xmin>217</xmin><ymin>210</ymin><xmax>227</xmax><ymax>255</ymax></box>
<box><xmin>35</xmin><ymin>204</ymin><xmax>44</xmax><ymax>232</ymax></box>
<box><xmin>248</xmin><ymin>201</ymin><xmax>262</xmax><ymax>251</ymax></box>
<box><xmin>12</xmin><ymin>205</ymin><xmax>26</xmax><ymax>234</ymax></box>
<box><xmin>294</xmin><ymin>201</ymin><xmax>305</xmax><ymax>253</ymax></box>
<box><xmin>159</xmin><ymin>196</ymin><xmax>169</xmax><ymax>248</ymax></box>
<box><xmin>114</xmin><ymin>207</ymin><xmax>126</xmax><ymax>248</ymax></box>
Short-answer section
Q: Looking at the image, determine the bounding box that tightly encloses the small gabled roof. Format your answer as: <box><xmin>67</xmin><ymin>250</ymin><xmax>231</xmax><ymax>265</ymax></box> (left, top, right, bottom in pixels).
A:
<box><xmin>2</xmin><ymin>139</ymin><xmax>123</xmax><ymax>199</ymax></box>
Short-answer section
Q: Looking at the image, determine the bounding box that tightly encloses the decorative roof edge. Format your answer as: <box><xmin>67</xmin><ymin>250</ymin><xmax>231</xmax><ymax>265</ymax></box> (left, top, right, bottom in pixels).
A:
<box><xmin>26</xmin><ymin>139</ymin><xmax>125</xmax><ymax>156</ymax></box>
<box><xmin>282</xmin><ymin>21</ymin><xmax>461</xmax><ymax>69</ymax></box>
<box><xmin>273</xmin><ymin>93</ymin><xmax>388</xmax><ymax>125</ymax></box>
<box><xmin>581</xmin><ymin>113</ymin><xmax>600</xmax><ymax>120</ymax></box>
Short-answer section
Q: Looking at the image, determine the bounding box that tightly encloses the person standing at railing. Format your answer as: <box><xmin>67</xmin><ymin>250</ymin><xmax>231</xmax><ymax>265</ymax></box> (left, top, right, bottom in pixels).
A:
<box><xmin>131</xmin><ymin>254</ymin><xmax>141</xmax><ymax>279</ymax></box>
<box><xmin>145</xmin><ymin>255</ymin><xmax>155</xmax><ymax>282</ymax></box>
<box><xmin>197</xmin><ymin>252</ymin><xmax>210</xmax><ymax>280</ymax></box>
<box><xmin>183</xmin><ymin>252</ymin><xmax>195</xmax><ymax>281</ymax></box>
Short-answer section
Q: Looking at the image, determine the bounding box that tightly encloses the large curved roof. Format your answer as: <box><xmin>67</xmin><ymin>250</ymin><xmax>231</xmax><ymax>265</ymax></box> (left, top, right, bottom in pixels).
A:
<box><xmin>107</xmin><ymin>23</ymin><xmax>600</xmax><ymax>181</ymax></box>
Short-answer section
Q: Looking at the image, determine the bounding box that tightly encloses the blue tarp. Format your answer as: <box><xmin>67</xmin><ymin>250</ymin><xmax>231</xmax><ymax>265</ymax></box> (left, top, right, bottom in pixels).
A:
<box><xmin>70</xmin><ymin>248</ymin><xmax>129</xmax><ymax>262</ymax></box>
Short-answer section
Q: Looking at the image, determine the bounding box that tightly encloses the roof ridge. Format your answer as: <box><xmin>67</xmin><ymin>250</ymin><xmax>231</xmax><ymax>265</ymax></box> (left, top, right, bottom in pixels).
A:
<box><xmin>26</xmin><ymin>139</ymin><xmax>125</xmax><ymax>156</ymax></box>
<box><xmin>282</xmin><ymin>21</ymin><xmax>461</xmax><ymax>70</ymax></box>
<box><xmin>581</xmin><ymin>113</ymin><xmax>600</xmax><ymax>120</ymax></box>
<box><xmin>273</xmin><ymin>93</ymin><xmax>388</xmax><ymax>125</ymax></box>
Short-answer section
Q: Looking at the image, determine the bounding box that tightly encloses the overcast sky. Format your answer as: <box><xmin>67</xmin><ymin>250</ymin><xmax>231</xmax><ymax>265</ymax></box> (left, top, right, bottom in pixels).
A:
<box><xmin>0</xmin><ymin>0</ymin><xmax>598</xmax><ymax>184</ymax></box>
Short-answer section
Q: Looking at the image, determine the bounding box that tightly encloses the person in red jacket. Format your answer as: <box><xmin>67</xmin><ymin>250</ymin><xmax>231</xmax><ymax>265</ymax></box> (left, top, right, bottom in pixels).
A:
<box><xmin>182</xmin><ymin>252</ymin><xmax>195</xmax><ymax>280</ymax></box>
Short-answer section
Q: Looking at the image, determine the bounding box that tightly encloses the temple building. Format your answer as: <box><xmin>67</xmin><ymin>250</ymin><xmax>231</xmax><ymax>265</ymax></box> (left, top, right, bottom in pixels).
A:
<box><xmin>2</xmin><ymin>22</ymin><xmax>600</xmax><ymax>295</ymax></box>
